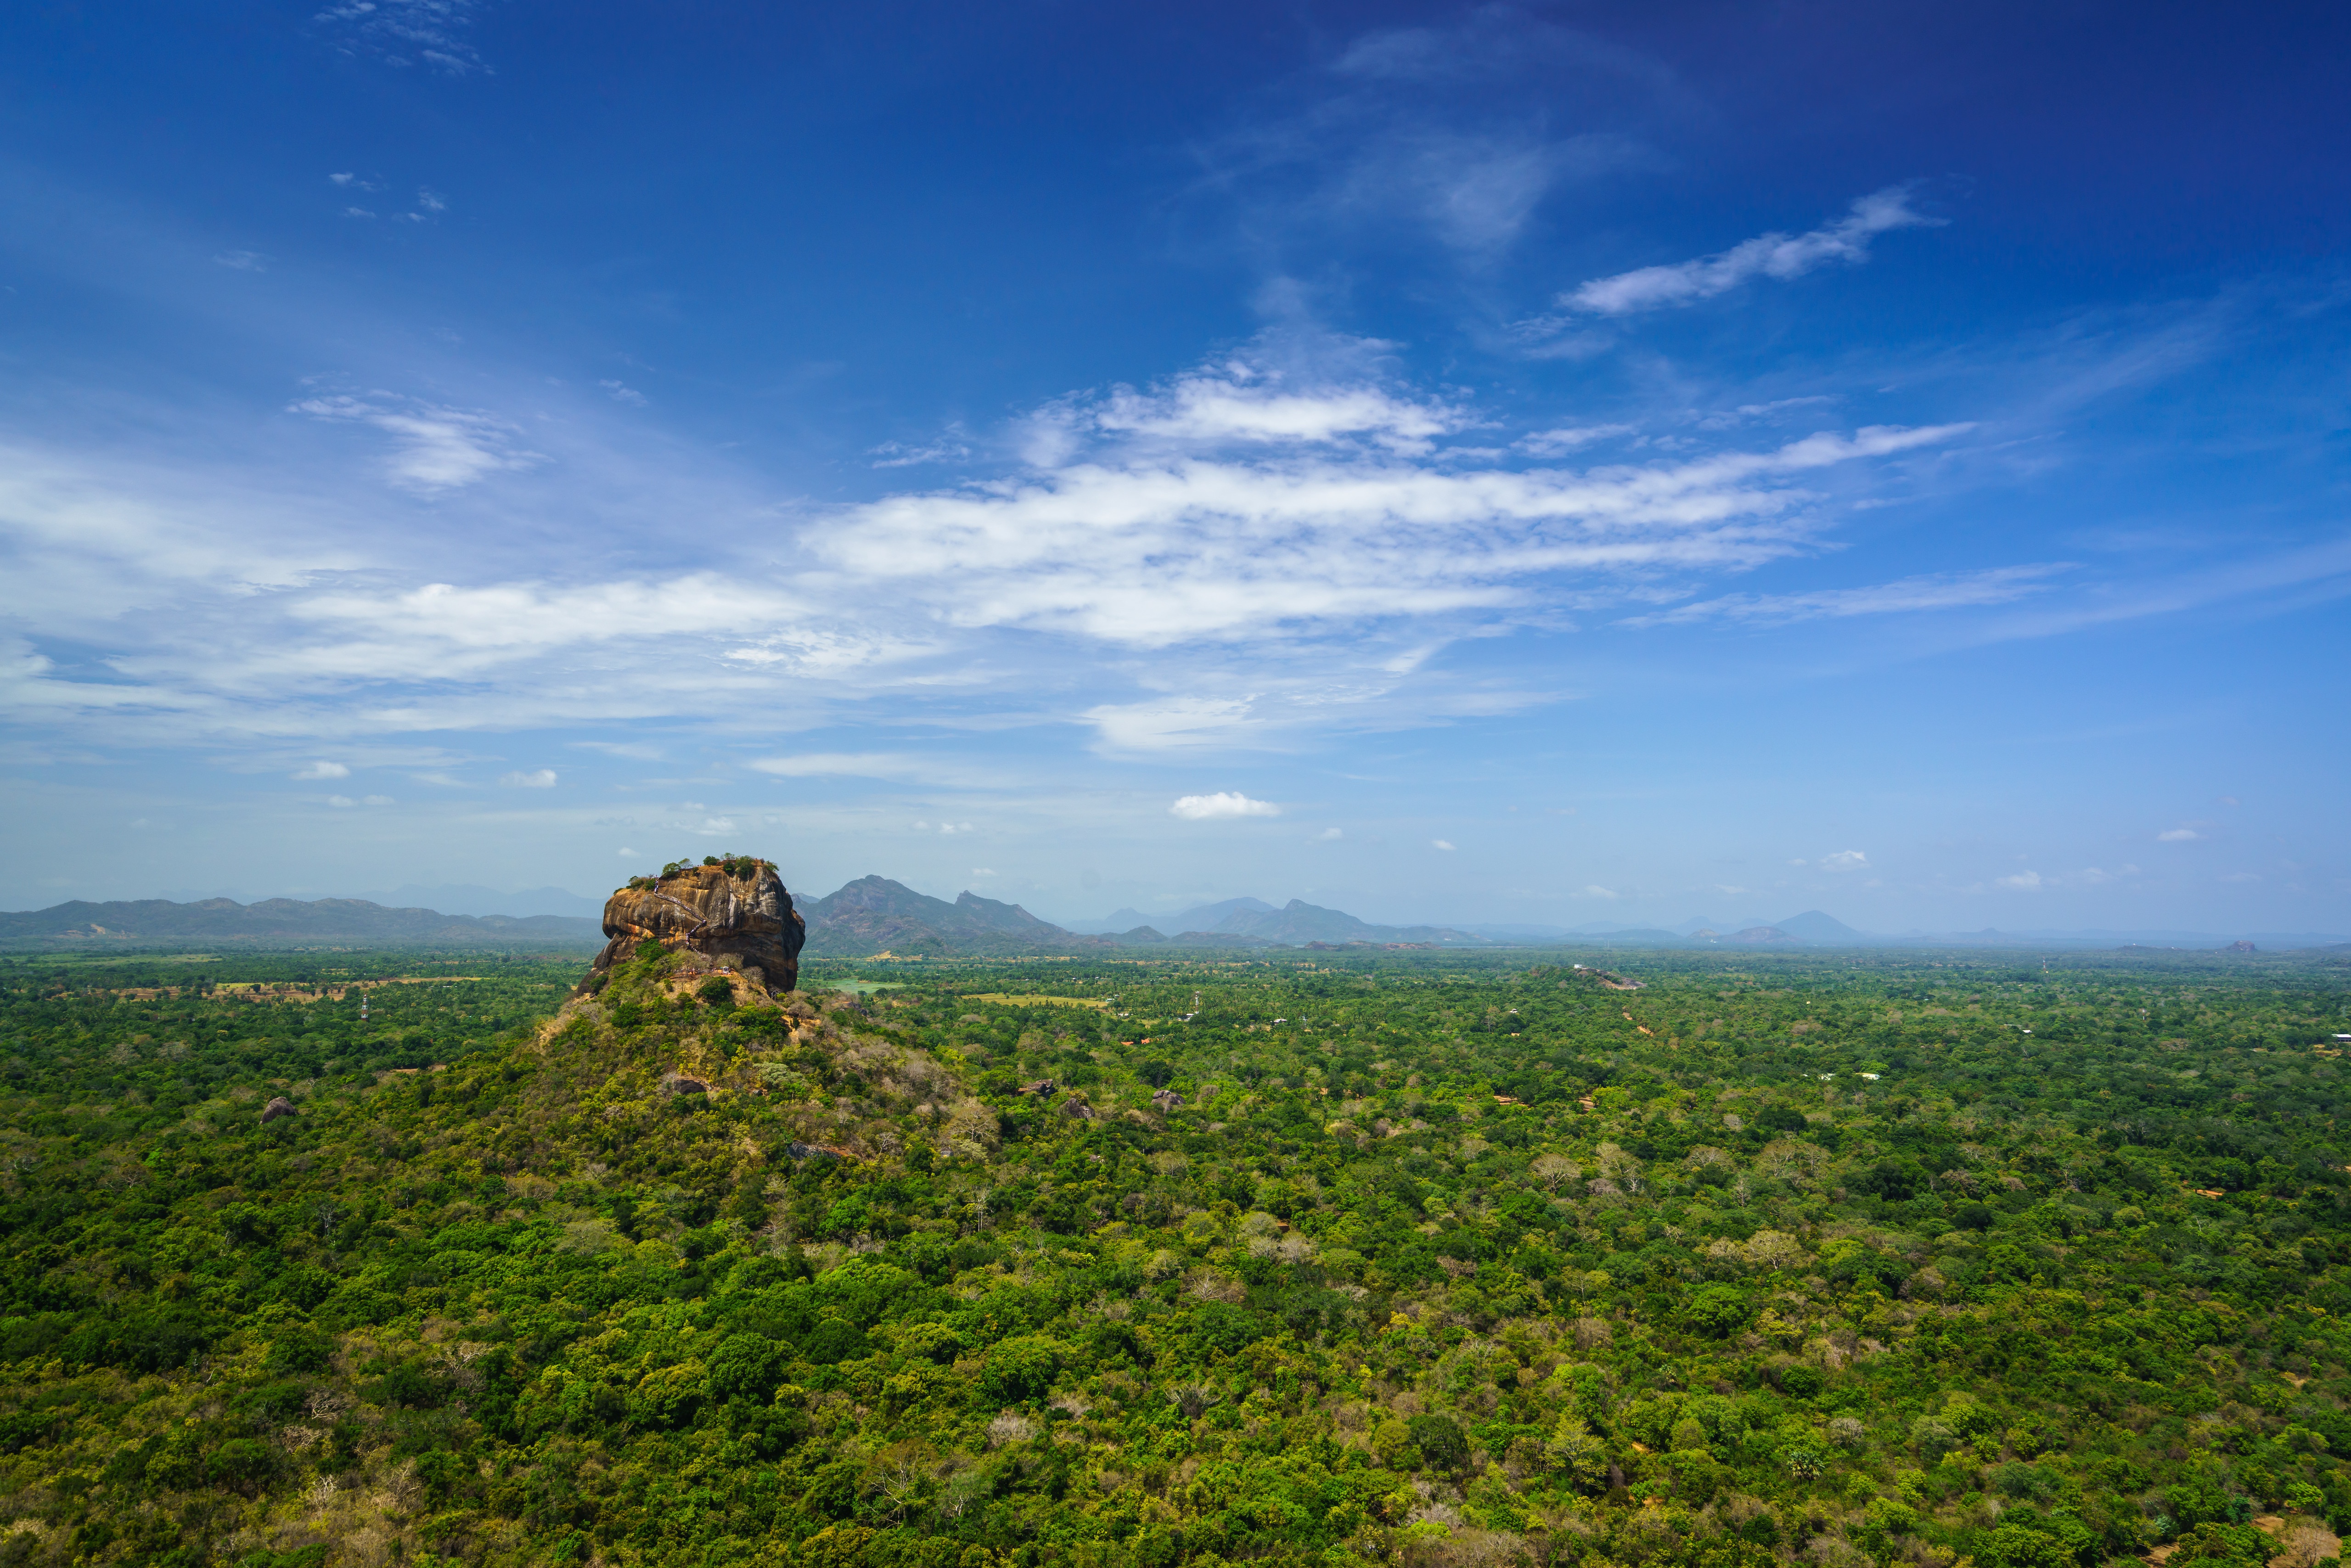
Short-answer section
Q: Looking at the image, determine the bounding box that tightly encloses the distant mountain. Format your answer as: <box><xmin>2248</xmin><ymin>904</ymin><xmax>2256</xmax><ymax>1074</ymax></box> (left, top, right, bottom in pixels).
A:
<box><xmin>0</xmin><ymin>897</ymin><xmax>602</xmax><ymax>948</ymax></box>
<box><xmin>1062</xmin><ymin>906</ymin><xmax>1158</xmax><ymax>935</ymax></box>
<box><xmin>158</xmin><ymin>883</ymin><xmax>605</xmax><ymax>919</ymax></box>
<box><xmin>1776</xmin><ymin>910</ymin><xmax>1869</xmax><ymax>943</ymax></box>
<box><xmin>799</xmin><ymin>877</ymin><xmax>1100</xmax><ymax>956</ymax></box>
<box><xmin>1169</xmin><ymin>896</ymin><xmax>1279</xmax><ymax>932</ymax></box>
<box><xmin>1147</xmin><ymin>898</ymin><xmax>1491</xmax><ymax>948</ymax></box>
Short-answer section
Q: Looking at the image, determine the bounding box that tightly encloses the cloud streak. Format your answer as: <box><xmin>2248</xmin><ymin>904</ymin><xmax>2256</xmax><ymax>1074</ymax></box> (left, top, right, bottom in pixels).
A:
<box><xmin>291</xmin><ymin>395</ymin><xmax>543</xmax><ymax>492</ymax></box>
<box><xmin>1562</xmin><ymin>187</ymin><xmax>1940</xmax><ymax>316</ymax></box>
<box><xmin>1619</xmin><ymin>565</ymin><xmax>2066</xmax><ymax>629</ymax></box>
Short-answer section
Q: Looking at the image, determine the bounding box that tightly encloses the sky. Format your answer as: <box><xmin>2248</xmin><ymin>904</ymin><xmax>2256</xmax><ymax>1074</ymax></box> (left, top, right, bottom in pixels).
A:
<box><xmin>3</xmin><ymin>0</ymin><xmax>2350</xmax><ymax>935</ymax></box>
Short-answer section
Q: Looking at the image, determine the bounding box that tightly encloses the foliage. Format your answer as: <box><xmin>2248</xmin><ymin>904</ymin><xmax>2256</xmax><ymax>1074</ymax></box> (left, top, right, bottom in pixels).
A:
<box><xmin>0</xmin><ymin>942</ymin><xmax>2347</xmax><ymax>1567</ymax></box>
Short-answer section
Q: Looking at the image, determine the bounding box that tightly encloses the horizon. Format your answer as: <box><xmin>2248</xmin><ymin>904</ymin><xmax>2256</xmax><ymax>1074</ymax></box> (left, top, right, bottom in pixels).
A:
<box><xmin>3</xmin><ymin>3</ymin><xmax>2348</xmax><ymax>933</ymax></box>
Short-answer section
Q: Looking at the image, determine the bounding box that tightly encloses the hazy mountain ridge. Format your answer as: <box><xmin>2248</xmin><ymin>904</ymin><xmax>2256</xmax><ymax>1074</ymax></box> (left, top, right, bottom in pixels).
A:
<box><xmin>6</xmin><ymin>887</ymin><xmax>2336</xmax><ymax>955</ymax></box>
<box><xmin>0</xmin><ymin>897</ymin><xmax>604</xmax><ymax>948</ymax></box>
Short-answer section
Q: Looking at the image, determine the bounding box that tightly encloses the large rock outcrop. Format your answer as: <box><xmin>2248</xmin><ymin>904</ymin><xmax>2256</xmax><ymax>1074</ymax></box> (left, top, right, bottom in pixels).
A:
<box><xmin>586</xmin><ymin>859</ymin><xmax>804</xmax><ymax>992</ymax></box>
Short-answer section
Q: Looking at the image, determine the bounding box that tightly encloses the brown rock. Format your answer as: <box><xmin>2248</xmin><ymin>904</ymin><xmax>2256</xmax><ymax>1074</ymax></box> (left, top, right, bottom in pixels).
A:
<box><xmin>1018</xmin><ymin>1078</ymin><xmax>1057</xmax><ymax>1096</ymax></box>
<box><xmin>586</xmin><ymin>859</ymin><xmax>804</xmax><ymax>993</ymax></box>
<box><xmin>1150</xmin><ymin>1087</ymin><xmax>1185</xmax><ymax>1113</ymax></box>
<box><xmin>662</xmin><ymin>1073</ymin><xmax>709</xmax><ymax>1096</ymax></box>
<box><xmin>260</xmin><ymin>1096</ymin><xmax>298</xmax><ymax>1123</ymax></box>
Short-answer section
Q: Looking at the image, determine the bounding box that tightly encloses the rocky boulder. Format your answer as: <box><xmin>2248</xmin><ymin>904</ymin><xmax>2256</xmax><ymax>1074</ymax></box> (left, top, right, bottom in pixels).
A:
<box><xmin>586</xmin><ymin>858</ymin><xmax>804</xmax><ymax>993</ymax></box>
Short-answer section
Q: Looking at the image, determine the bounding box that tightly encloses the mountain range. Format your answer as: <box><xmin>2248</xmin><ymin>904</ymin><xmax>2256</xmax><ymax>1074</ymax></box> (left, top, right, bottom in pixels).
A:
<box><xmin>0</xmin><ymin>897</ymin><xmax>604</xmax><ymax>948</ymax></box>
<box><xmin>2</xmin><ymin>885</ymin><xmax>2334</xmax><ymax>955</ymax></box>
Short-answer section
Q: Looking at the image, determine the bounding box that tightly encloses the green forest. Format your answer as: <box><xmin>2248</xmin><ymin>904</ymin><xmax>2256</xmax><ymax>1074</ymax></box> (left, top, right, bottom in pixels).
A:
<box><xmin>3</xmin><ymin>938</ymin><xmax>2350</xmax><ymax>1568</ymax></box>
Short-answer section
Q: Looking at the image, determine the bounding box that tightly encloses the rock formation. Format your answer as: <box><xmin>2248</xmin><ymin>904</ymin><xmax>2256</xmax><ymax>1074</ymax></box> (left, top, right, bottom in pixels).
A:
<box><xmin>585</xmin><ymin>858</ymin><xmax>804</xmax><ymax>993</ymax></box>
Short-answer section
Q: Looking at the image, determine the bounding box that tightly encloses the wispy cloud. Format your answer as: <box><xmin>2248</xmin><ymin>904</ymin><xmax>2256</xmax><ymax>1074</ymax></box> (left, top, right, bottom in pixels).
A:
<box><xmin>747</xmin><ymin>753</ymin><xmax>995</xmax><ymax>786</ymax></box>
<box><xmin>820</xmin><ymin>354</ymin><xmax>1973</xmax><ymax>647</ymax></box>
<box><xmin>314</xmin><ymin>0</ymin><xmax>491</xmax><ymax>77</ymax></box>
<box><xmin>1620</xmin><ymin>565</ymin><xmax>2064</xmax><ymax>629</ymax></box>
<box><xmin>499</xmin><ymin>768</ymin><xmax>557</xmax><ymax>788</ymax></box>
<box><xmin>1559</xmin><ymin>187</ymin><xmax>1940</xmax><ymax>317</ymax></box>
<box><xmin>213</xmin><ymin>250</ymin><xmax>268</xmax><ymax>272</ymax></box>
<box><xmin>292</xmin><ymin>760</ymin><xmax>349</xmax><ymax>780</ymax></box>
<box><xmin>869</xmin><ymin>433</ymin><xmax>973</xmax><ymax>469</ymax></box>
<box><xmin>291</xmin><ymin>394</ymin><xmax>543</xmax><ymax>492</ymax></box>
<box><xmin>1189</xmin><ymin>12</ymin><xmax>1672</xmax><ymax>259</ymax></box>
<box><xmin>1517</xmin><ymin>423</ymin><xmax>1634</xmax><ymax>456</ymax></box>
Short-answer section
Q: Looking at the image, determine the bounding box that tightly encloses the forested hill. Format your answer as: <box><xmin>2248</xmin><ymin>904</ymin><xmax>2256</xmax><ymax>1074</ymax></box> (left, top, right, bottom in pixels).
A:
<box><xmin>0</xmin><ymin>946</ymin><xmax>2349</xmax><ymax>1568</ymax></box>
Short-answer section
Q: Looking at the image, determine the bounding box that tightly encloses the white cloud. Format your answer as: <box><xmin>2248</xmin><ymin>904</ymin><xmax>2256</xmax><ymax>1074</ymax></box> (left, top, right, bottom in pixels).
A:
<box><xmin>361</xmin><ymin>793</ymin><xmax>395</xmax><ymax>805</ymax></box>
<box><xmin>500</xmin><ymin>769</ymin><xmax>557</xmax><ymax>788</ymax></box>
<box><xmin>1095</xmin><ymin>362</ymin><xmax>1461</xmax><ymax>451</ymax></box>
<box><xmin>2158</xmin><ymin>827</ymin><xmax>2201</xmax><ymax>842</ymax></box>
<box><xmin>1170</xmin><ymin>792</ymin><xmax>1281</xmax><ymax>821</ymax></box>
<box><xmin>618</xmin><ymin>846</ymin><xmax>639</xmax><ymax>858</ymax></box>
<box><xmin>821</xmin><ymin>386</ymin><xmax>1973</xmax><ymax>647</ymax></box>
<box><xmin>970</xmin><ymin>867</ymin><xmax>996</xmax><ymax>877</ymax></box>
<box><xmin>213</xmin><ymin>251</ymin><xmax>268</xmax><ymax>272</ymax></box>
<box><xmin>598</xmin><ymin>379</ymin><xmax>646</xmax><ymax>406</ymax></box>
<box><xmin>326</xmin><ymin>794</ymin><xmax>356</xmax><ymax>808</ymax></box>
<box><xmin>1622</xmin><ymin>566</ymin><xmax>2064</xmax><ymax>629</ymax></box>
<box><xmin>1820</xmin><ymin>849</ymin><xmax>1868</xmax><ymax>872</ymax></box>
<box><xmin>1581</xmin><ymin>884</ymin><xmax>1618</xmax><ymax>899</ymax></box>
<box><xmin>1432</xmin><ymin>838</ymin><xmax>1457</xmax><ymax>850</ymax></box>
<box><xmin>329</xmin><ymin>172</ymin><xmax>357</xmax><ymax>186</ymax></box>
<box><xmin>1563</xmin><ymin>187</ymin><xmax>1940</xmax><ymax>316</ymax></box>
<box><xmin>0</xmin><ymin>339</ymin><xmax>1994</xmax><ymax>757</ymax></box>
<box><xmin>342</xmin><ymin>206</ymin><xmax>376</xmax><ymax>219</ymax></box>
<box><xmin>293</xmin><ymin>760</ymin><xmax>350</xmax><ymax>780</ymax></box>
<box><xmin>1996</xmin><ymin>870</ymin><xmax>2043</xmax><ymax>890</ymax></box>
<box><xmin>1316</xmin><ymin>826</ymin><xmax>1344</xmax><ymax>841</ymax></box>
<box><xmin>291</xmin><ymin>394</ymin><xmax>544</xmax><ymax>492</ymax></box>
<box><xmin>416</xmin><ymin>188</ymin><xmax>447</xmax><ymax>214</ymax></box>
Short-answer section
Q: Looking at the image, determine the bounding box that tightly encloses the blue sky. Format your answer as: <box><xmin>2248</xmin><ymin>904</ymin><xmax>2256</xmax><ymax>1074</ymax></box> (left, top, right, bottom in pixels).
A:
<box><xmin>4</xmin><ymin>0</ymin><xmax>2349</xmax><ymax>933</ymax></box>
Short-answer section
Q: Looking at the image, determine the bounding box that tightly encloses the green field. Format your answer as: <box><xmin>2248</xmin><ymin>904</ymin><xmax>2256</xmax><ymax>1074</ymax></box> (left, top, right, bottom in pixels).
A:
<box><xmin>2</xmin><ymin>943</ymin><xmax>2349</xmax><ymax>1568</ymax></box>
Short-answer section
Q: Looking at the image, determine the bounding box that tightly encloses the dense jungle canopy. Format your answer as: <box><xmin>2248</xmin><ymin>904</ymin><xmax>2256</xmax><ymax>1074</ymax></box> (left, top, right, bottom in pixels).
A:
<box><xmin>2</xmin><ymin>941</ymin><xmax>2349</xmax><ymax>1568</ymax></box>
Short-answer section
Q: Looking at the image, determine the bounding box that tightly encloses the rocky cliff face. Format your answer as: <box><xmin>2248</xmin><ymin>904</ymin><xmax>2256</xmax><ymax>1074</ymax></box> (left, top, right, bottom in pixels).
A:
<box><xmin>587</xmin><ymin>860</ymin><xmax>804</xmax><ymax>992</ymax></box>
